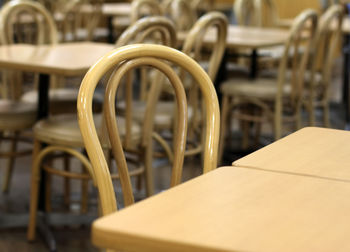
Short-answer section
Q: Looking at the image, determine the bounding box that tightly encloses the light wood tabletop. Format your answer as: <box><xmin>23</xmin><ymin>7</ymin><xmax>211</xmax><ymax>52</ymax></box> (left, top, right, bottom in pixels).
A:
<box><xmin>102</xmin><ymin>3</ymin><xmax>131</xmax><ymax>16</ymax></box>
<box><xmin>233</xmin><ymin>127</ymin><xmax>350</xmax><ymax>182</ymax></box>
<box><xmin>177</xmin><ymin>24</ymin><xmax>290</xmax><ymax>49</ymax></box>
<box><xmin>81</xmin><ymin>3</ymin><xmax>131</xmax><ymax>17</ymax></box>
<box><xmin>92</xmin><ymin>166</ymin><xmax>350</xmax><ymax>252</ymax></box>
<box><xmin>0</xmin><ymin>42</ymin><xmax>114</xmax><ymax>76</ymax></box>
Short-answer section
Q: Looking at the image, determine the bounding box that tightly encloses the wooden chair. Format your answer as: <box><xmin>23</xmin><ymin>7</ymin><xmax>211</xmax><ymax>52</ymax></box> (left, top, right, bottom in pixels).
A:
<box><xmin>234</xmin><ymin>0</ymin><xmax>292</xmax><ymax>28</ymax></box>
<box><xmin>77</xmin><ymin>44</ymin><xmax>220</xmax><ymax>215</ymax></box>
<box><xmin>234</xmin><ymin>0</ymin><xmax>257</xmax><ymax>26</ymax></box>
<box><xmin>304</xmin><ymin>4</ymin><xmax>344</xmax><ymax>127</ymax></box>
<box><xmin>218</xmin><ymin>9</ymin><xmax>318</xmax><ymax>162</ymax></box>
<box><xmin>27</xmin><ymin>16</ymin><xmax>177</xmax><ymax>241</ymax></box>
<box><xmin>0</xmin><ymin>0</ymin><xmax>58</xmax><ymax>193</ymax></box>
<box><xmin>162</xmin><ymin>0</ymin><xmax>197</xmax><ymax>32</ymax></box>
<box><xmin>130</xmin><ymin>0</ymin><xmax>163</xmax><ymax>24</ymax></box>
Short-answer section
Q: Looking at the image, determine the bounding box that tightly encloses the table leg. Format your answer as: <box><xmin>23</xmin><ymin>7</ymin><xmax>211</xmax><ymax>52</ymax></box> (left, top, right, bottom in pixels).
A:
<box><xmin>250</xmin><ymin>49</ymin><xmax>258</xmax><ymax>79</ymax></box>
<box><xmin>343</xmin><ymin>34</ymin><xmax>350</xmax><ymax>129</ymax></box>
<box><xmin>107</xmin><ymin>16</ymin><xmax>114</xmax><ymax>43</ymax></box>
<box><xmin>36</xmin><ymin>73</ymin><xmax>57</xmax><ymax>251</ymax></box>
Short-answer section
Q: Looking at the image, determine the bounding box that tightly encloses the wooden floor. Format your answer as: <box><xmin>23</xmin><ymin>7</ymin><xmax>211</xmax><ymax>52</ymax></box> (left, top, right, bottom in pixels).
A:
<box><xmin>0</xmin><ymin>57</ymin><xmax>346</xmax><ymax>251</ymax></box>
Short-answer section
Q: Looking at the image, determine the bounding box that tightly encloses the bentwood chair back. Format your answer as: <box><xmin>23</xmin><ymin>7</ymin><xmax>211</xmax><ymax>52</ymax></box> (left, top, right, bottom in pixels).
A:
<box><xmin>162</xmin><ymin>0</ymin><xmax>197</xmax><ymax>32</ymax></box>
<box><xmin>115</xmin><ymin>16</ymin><xmax>177</xmax><ymax>150</ymax></box>
<box><xmin>78</xmin><ymin>44</ymin><xmax>220</xmax><ymax>215</ymax></box>
<box><xmin>306</xmin><ymin>4</ymin><xmax>344</xmax><ymax>126</ymax></box>
<box><xmin>177</xmin><ymin>11</ymin><xmax>226</xmax><ymax>159</ymax></box>
<box><xmin>0</xmin><ymin>0</ymin><xmax>58</xmax><ymax>45</ymax></box>
<box><xmin>130</xmin><ymin>0</ymin><xmax>163</xmax><ymax>24</ymax></box>
<box><xmin>234</xmin><ymin>0</ymin><xmax>257</xmax><ymax>26</ymax></box>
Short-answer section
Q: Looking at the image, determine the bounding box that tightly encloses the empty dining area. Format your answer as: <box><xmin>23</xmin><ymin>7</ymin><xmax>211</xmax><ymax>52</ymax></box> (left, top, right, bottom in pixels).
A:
<box><xmin>0</xmin><ymin>0</ymin><xmax>350</xmax><ymax>251</ymax></box>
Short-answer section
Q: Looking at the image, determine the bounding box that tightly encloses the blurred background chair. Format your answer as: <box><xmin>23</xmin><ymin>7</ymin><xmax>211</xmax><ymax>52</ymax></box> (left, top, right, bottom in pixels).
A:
<box><xmin>218</xmin><ymin>9</ymin><xmax>318</xmax><ymax>162</ymax></box>
<box><xmin>0</xmin><ymin>0</ymin><xmax>58</xmax><ymax>193</ymax></box>
<box><xmin>304</xmin><ymin>4</ymin><xmax>344</xmax><ymax>127</ymax></box>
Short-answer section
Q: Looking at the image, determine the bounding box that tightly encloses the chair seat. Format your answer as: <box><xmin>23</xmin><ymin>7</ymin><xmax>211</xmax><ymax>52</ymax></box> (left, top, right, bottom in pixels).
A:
<box><xmin>117</xmin><ymin>100</ymin><xmax>194</xmax><ymax>129</ymax></box>
<box><xmin>0</xmin><ymin>100</ymin><xmax>37</xmax><ymax>130</ymax></box>
<box><xmin>220</xmin><ymin>78</ymin><xmax>291</xmax><ymax>100</ymax></box>
<box><xmin>21</xmin><ymin>88</ymin><xmax>104</xmax><ymax>114</ymax></box>
<box><xmin>34</xmin><ymin>114</ymin><xmax>141</xmax><ymax>148</ymax></box>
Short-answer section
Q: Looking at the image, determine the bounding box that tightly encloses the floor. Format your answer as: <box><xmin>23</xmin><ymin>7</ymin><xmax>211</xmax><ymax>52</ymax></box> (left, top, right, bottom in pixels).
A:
<box><xmin>0</xmin><ymin>56</ymin><xmax>347</xmax><ymax>251</ymax></box>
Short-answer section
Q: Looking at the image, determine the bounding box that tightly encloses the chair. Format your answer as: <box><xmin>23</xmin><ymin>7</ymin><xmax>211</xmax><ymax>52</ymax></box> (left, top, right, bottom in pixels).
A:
<box><xmin>0</xmin><ymin>0</ymin><xmax>58</xmax><ymax>193</ymax></box>
<box><xmin>218</xmin><ymin>9</ymin><xmax>318</xmax><ymax>162</ymax></box>
<box><xmin>234</xmin><ymin>0</ymin><xmax>292</xmax><ymax>28</ymax></box>
<box><xmin>304</xmin><ymin>4</ymin><xmax>344</xmax><ymax>127</ymax></box>
<box><xmin>162</xmin><ymin>0</ymin><xmax>197</xmax><ymax>32</ymax></box>
<box><xmin>130</xmin><ymin>0</ymin><xmax>163</xmax><ymax>24</ymax></box>
<box><xmin>77</xmin><ymin>44</ymin><xmax>220</xmax><ymax>215</ymax></box>
<box><xmin>27</xmin><ymin>16</ymin><xmax>177</xmax><ymax>241</ymax></box>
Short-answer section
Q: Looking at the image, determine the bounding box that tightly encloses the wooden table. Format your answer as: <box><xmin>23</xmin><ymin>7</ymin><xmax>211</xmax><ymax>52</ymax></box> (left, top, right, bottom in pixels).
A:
<box><xmin>0</xmin><ymin>42</ymin><xmax>114</xmax><ymax>117</ymax></box>
<box><xmin>92</xmin><ymin>166</ymin><xmax>350</xmax><ymax>252</ymax></box>
<box><xmin>178</xmin><ymin>25</ymin><xmax>290</xmax><ymax>50</ymax></box>
<box><xmin>233</xmin><ymin>127</ymin><xmax>350</xmax><ymax>182</ymax></box>
<box><xmin>179</xmin><ymin>25</ymin><xmax>289</xmax><ymax>78</ymax></box>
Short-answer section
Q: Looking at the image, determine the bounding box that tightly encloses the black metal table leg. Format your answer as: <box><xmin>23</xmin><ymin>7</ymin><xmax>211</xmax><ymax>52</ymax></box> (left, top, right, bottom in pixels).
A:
<box><xmin>36</xmin><ymin>73</ymin><xmax>57</xmax><ymax>251</ymax></box>
<box><xmin>107</xmin><ymin>16</ymin><xmax>114</xmax><ymax>43</ymax></box>
<box><xmin>343</xmin><ymin>34</ymin><xmax>350</xmax><ymax>129</ymax></box>
<box><xmin>250</xmin><ymin>49</ymin><xmax>258</xmax><ymax>79</ymax></box>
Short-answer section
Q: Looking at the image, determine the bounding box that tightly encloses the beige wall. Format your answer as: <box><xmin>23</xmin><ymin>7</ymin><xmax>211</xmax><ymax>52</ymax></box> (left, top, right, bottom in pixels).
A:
<box><xmin>274</xmin><ymin>0</ymin><xmax>321</xmax><ymax>18</ymax></box>
<box><xmin>214</xmin><ymin>0</ymin><xmax>321</xmax><ymax>18</ymax></box>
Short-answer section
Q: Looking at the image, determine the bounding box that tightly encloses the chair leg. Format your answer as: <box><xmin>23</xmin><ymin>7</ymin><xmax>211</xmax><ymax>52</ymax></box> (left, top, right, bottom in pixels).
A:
<box><xmin>27</xmin><ymin>140</ymin><xmax>42</xmax><ymax>241</ymax></box>
<box><xmin>218</xmin><ymin>95</ymin><xmax>230</xmax><ymax>165</ymax></box>
<box><xmin>45</xmin><ymin>173</ymin><xmax>52</xmax><ymax>212</ymax></box>
<box><xmin>323</xmin><ymin>104</ymin><xmax>331</xmax><ymax>128</ymax></box>
<box><xmin>241</xmin><ymin>120</ymin><xmax>250</xmax><ymax>150</ymax></box>
<box><xmin>63</xmin><ymin>154</ymin><xmax>71</xmax><ymax>210</ymax></box>
<box><xmin>2</xmin><ymin>131</ymin><xmax>19</xmax><ymax>193</ymax></box>
<box><xmin>80</xmin><ymin>170</ymin><xmax>89</xmax><ymax>214</ymax></box>
<box><xmin>144</xmin><ymin>144</ymin><xmax>154</xmax><ymax>197</ymax></box>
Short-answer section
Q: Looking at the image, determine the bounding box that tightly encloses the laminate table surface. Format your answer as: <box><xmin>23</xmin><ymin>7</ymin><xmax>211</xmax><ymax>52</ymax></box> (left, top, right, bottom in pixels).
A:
<box><xmin>82</xmin><ymin>3</ymin><xmax>131</xmax><ymax>17</ymax></box>
<box><xmin>0</xmin><ymin>42</ymin><xmax>115</xmax><ymax>76</ymax></box>
<box><xmin>233</xmin><ymin>127</ymin><xmax>350</xmax><ymax>182</ymax></box>
<box><xmin>92</xmin><ymin>166</ymin><xmax>350</xmax><ymax>252</ymax></box>
<box><xmin>177</xmin><ymin>25</ymin><xmax>290</xmax><ymax>50</ymax></box>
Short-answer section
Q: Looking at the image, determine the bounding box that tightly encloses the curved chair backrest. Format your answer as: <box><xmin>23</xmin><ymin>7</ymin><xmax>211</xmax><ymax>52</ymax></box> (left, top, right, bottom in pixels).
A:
<box><xmin>130</xmin><ymin>0</ymin><xmax>163</xmax><ymax>24</ymax></box>
<box><xmin>309</xmin><ymin>5</ymin><xmax>343</xmax><ymax>105</ymax></box>
<box><xmin>162</xmin><ymin>0</ymin><xmax>197</xmax><ymax>32</ymax></box>
<box><xmin>234</xmin><ymin>0</ymin><xmax>279</xmax><ymax>27</ymax></box>
<box><xmin>0</xmin><ymin>0</ymin><xmax>58</xmax><ymax>44</ymax></box>
<box><xmin>274</xmin><ymin>9</ymin><xmax>318</xmax><ymax>138</ymax></box>
<box><xmin>234</xmin><ymin>0</ymin><xmax>257</xmax><ymax>26</ymax></box>
<box><xmin>114</xmin><ymin>16</ymin><xmax>177</xmax><ymax>150</ymax></box>
<box><xmin>254</xmin><ymin>0</ymin><xmax>279</xmax><ymax>27</ymax></box>
<box><xmin>116</xmin><ymin>16</ymin><xmax>176</xmax><ymax>47</ymax></box>
<box><xmin>182</xmin><ymin>11</ymin><xmax>227</xmax><ymax>82</ymax></box>
<box><xmin>77</xmin><ymin>44</ymin><xmax>220</xmax><ymax>215</ymax></box>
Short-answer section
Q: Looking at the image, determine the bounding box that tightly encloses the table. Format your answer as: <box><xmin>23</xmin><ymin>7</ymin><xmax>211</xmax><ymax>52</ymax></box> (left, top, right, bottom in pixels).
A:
<box><xmin>92</xmin><ymin>166</ymin><xmax>350</xmax><ymax>252</ymax></box>
<box><xmin>0</xmin><ymin>42</ymin><xmax>114</xmax><ymax>251</ymax></box>
<box><xmin>178</xmin><ymin>25</ymin><xmax>289</xmax><ymax>79</ymax></box>
<box><xmin>233</xmin><ymin>127</ymin><xmax>350</xmax><ymax>182</ymax></box>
